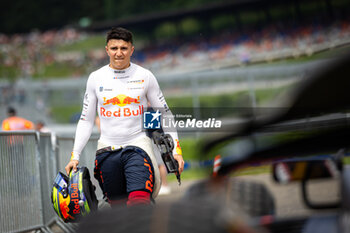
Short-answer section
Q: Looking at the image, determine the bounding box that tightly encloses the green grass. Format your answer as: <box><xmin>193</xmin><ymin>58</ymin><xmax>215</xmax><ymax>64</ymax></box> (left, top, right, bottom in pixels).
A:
<box><xmin>50</xmin><ymin>105</ymin><xmax>82</xmax><ymax>123</ymax></box>
<box><xmin>166</xmin><ymin>86</ymin><xmax>289</xmax><ymax>109</ymax></box>
<box><xmin>32</xmin><ymin>62</ymin><xmax>87</xmax><ymax>79</ymax></box>
<box><xmin>167</xmin><ymin>167</ymin><xmax>212</xmax><ymax>182</ymax></box>
<box><xmin>343</xmin><ymin>157</ymin><xmax>350</xmax><ymax>165</ymax></box>
<box><xmin>165</xmin><ymin>160</ymin><xmax>271</xmax><ymax>181</ymax></box>
<box><xmin>180</xmin><ymin>138</ymin><xmax>201</xmax><ymax>160</ymax></box>
<box><xmin>0</xmin><ymin>66</ymin><xmax>19</xmax><ymax>80</ymax></box>
<box><xmin>57</xmin><ymin>35</ymin><xmax>105</xmax><ymax>52</ymax></box>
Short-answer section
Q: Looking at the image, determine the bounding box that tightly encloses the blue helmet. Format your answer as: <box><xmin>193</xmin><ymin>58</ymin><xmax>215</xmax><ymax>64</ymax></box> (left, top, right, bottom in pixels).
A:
<box><xmin>51</xmin><ymin>167</ymin><xmax>98</xmax><ymax>223</ymax></box>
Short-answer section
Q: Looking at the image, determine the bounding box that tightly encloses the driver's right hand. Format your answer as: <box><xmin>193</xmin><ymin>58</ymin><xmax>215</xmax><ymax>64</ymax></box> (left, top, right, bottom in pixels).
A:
<box><xmin>65</xmin><ymin>159</ymin><xmax>79</xmax><ymax>176</ymax></box>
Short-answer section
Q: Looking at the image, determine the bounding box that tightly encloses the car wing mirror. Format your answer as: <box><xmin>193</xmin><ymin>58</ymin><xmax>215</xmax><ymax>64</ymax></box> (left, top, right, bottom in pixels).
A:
<box><xmin>272</xmin><ymin>157</ymin><xmax>341</xmax><ymax>209</ymax></box>
<box><xmin>272</xmin><ymin>158</ymin><xmax>340</xmax><ymax>184</ymax></box>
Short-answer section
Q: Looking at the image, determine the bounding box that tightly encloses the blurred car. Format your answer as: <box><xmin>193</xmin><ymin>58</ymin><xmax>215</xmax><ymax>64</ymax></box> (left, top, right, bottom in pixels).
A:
<box><xmin>196</xmin><ymin>51</ymin><xmax>350</xmax><ymax>233</ymax></box>
<box><xmin>76</xmin><ymin>52</ymin><xmax>350</xmax><ymax>233</ymax></box>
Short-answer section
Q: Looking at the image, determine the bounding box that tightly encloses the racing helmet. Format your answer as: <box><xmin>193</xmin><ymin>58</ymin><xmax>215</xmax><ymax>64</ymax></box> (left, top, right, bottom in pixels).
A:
<box><xmin>51</xmin><ymin>166</ymin><xmax>98</xmax><ymax>223</ymax></box>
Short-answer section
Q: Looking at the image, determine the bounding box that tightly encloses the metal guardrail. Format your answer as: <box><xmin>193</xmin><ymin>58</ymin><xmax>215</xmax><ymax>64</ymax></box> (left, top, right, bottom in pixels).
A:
<box><xmin>0</xmin><ymin>131</ymin><xmax>45</xmax><ymax>233</ymax></box>
<box><xmin>0</xmin><ymin>131</ymin><xmax>98</xmax><ymax>233</ymax></box>
<box><xmin>38</xmin><ymin>133</ymin><xmax>57</xmax><ymax>232</ymax></box>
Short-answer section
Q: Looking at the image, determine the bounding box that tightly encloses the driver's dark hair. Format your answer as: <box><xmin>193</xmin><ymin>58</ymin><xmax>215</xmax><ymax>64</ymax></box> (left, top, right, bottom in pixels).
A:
<box><xmin>106</xmin><ymin>27</ymin><xmax>133</xmax><ymax>44</ymax></box>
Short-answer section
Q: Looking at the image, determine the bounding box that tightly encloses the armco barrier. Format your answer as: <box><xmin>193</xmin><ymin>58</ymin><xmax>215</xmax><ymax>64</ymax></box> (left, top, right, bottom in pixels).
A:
<box><xmin>38</xmin><ymin>133</ymin><xmax>57</xmax><ymax>231</ymax></box>
<box><xmin>0</xmin><ymin>131</ymin><xmax>47</xmax><ymax>233</ymax></box>
<box><xmin>0</xmin><ymin>131</ymin><xmax>99</xmax><ymax>233</ymax></box>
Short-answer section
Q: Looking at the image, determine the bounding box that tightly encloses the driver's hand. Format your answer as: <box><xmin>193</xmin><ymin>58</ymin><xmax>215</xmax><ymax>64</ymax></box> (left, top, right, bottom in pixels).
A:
<box><xmin>65</xmin><ymin>159</ymin><xmax>79</xmax><ymax>175</ymax></box>
<box><xmin>173</xmin><ymin>154</ymin><xmax>184</xmax><ymax>174</ymax></box>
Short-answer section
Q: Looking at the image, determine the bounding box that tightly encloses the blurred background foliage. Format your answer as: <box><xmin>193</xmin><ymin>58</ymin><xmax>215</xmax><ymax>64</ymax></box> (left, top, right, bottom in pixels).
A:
<box><xmin>1</xmin><ymin>0</ymin><xmax>349</xmax><ymax>35</ymax></box>
<box><xmin>0</xmin><ymin>0</ymin><xmax>224</xmax><ymax>34</ymax></box>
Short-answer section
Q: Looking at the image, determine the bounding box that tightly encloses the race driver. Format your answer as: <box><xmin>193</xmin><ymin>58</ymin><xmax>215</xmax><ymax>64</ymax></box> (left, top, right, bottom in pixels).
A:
<box><xmin>65</xmin><ymin>27</ymin><xmax>184</xmax><ymax>206</ymax></box>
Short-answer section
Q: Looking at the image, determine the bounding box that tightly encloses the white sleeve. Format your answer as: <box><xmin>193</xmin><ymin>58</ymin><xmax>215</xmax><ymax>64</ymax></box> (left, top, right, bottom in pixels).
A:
<box><xmin>146</xmin><ymin>72</ymin><xmax>183</xmax><ymax>156</ymax></box>
<box><xmin>71</xmin><ymin>74</ymin><xmax>97</xmax><ymax>160</ymax></box>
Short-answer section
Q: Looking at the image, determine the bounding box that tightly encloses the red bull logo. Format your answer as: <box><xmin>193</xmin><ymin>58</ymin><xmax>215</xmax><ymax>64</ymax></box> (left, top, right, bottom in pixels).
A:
<box><xmin>103</xmin><ymin>94</ymin><xmax>140</xmax><ymax>107</ymax></box>
<box><xmin>143</xmin><ymin>158</ymin><xmax>154</xmax><ymax>193</ymax></box>
<box><xmin>100</xmin><ymin>105</ymin><xmax>144</xmax><ymax>118</ymax></box>
<box><xmin>58</xmin><ymin>193</ymin><xmax>75</xmax><ymax>221</ymax></box>
<box><xmin>70</xmin><ymin>183</ymin><xmax>81</xmax><ymax>214</ymax></box>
